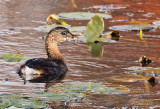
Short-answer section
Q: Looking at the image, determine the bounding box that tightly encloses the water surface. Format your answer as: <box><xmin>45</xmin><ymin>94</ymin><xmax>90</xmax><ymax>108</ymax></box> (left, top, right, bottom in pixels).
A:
<box><xmin>0</xmin><ymin>0</ymin><xmax>160</xmax><ymax>108</ymax></box>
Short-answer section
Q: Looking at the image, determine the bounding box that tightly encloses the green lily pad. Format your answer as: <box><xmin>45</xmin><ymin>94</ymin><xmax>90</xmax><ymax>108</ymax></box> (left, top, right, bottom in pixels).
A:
<box><xmin>84</xmin><ymin>15</ymin><xmax>104</xmax><ymax>42</ymax></box>
<box><xmin>0</xmin><ymin>53</ymin><xmax>30</xmax><ymax>62</ymax></box>
<box><xmin>35</xmin><ymin>24</ymin><xmax>70</xmax><ymax>32</ymax></box>
<box><xmin>69</xmin><ymin>26</ymin><xmax>86</xmax><ymax>32</ymax></box>
<box><xmin>126</xmin><ymin>66</ymin><xmax>152</xmax><ymax>71</ymax></box>
<box><xmin>11</xmin><ymin>99</ymin><xmax>46</xmax><ymax>108</ymax></box>
<box><xmin>48</xmin><ymin>82</ymin><xmax>120</xmax><ymax>94</ymax></box>
<box><xmin>58</xmin><ymin>12</ymin><xmax>112</xmax><ymax>20</ymax></box>
<box><xmin>0</xmin><ymin>82</ymin><xmax>127</xmax><ymax>108</ymax></box>
<box><xmin>36</xmin><ymin>24</ymin><xmax>86</xmax><ymax>33</ymax></box>
<box><xmin>109</xmin><ymin>24</ymin><xmax>156</xmax><ymax>32</ymax></box>
<box><xmin>0</xmin><ymin>97</ymin><xmax>11</xmax><ymax>108</ymax></box>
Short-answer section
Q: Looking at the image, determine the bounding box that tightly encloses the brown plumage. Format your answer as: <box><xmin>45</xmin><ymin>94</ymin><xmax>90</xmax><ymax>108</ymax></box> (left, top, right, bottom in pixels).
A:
<box><xmin>17</xmin><ymin>27</ymin><xmax>76</xmax><ymax>82</ymax></box>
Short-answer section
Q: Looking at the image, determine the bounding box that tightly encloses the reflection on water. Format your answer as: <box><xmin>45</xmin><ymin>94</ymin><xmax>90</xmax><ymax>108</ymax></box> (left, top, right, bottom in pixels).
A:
<box><xmin>18</xmin><ymin>72</ymin><xmax>66</xmax><ymax>83</ymax></box>
<box><xmin>148</xmin><ymin>77</ymin><xmax>158</xmax><ymax>87</ymax></box>
<box><xmin>0</xmin><ymin>0</ymin><xmax>160</xmax><ymax>108</ymax></box>
<box><xmin>87</xmin><ymin>41</ymin><xmax>103</xmax><ymax>58</ymax></box>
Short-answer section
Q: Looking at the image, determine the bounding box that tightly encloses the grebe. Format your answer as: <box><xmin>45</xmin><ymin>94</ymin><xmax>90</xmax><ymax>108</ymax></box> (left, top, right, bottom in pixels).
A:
<box><xmin>17</xmin><ymin>27</ymin><xmax>75</xmax><ymax>82</ymax></box>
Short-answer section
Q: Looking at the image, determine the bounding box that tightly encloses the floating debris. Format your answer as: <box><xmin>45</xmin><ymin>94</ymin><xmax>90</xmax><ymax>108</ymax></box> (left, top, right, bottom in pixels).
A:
<box><xmin>101</xmin><ymin>31</ymin><xmax>120</xmax><ymax>41</ymax></box>
<box><xmin>46</xmin><ymin>14</ymin><xmax>67</xmax><ymax>25</ymax></box>
<box><xmin>139</xmin><ymin>56</ymin><xmax>152</xmax><ymax>67</ymax></box>
<box><xmin>147</xmin><ymin>77</ymin><xmax>158</xmax><ymax>87</ymax></box>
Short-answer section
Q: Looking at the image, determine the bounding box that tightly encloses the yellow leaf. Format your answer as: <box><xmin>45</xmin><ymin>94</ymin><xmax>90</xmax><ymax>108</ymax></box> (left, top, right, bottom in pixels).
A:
<box><xmin>46</xmin><ymin>14</ymin><xmax>67</xmax><ymax>25</ymax></box>
<box><xmin>16</xmin><ymin>52</ymin><xmax>23</xmax><ymax>57</ymax></box>
<box><xmin>140</xmin><ymin>29</ymin><xmax>143</xmax><ymax>39</ymax></box>
<box><xmin>71</xmin><ymin>0</ymin><xmax>77</xmax><ymax>8</ymax></box>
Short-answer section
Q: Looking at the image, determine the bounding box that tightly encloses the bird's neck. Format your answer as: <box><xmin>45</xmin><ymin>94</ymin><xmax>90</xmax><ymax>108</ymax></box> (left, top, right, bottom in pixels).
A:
<box><xmin>45</xmin><ymin>38</ymin><xmax>64</xmax><ymax>61</ymax></box>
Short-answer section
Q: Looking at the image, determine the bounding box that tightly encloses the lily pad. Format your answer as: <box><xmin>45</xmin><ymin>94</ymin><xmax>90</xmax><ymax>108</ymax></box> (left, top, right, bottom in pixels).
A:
<box><xmin>11</xmin><ymin>99</ymin><xmax>46</xmax><ymax>108</ymax></box>
<box><xmin>152</xmin><ymin>21</ymin><xmax>160</xmax><ymax>26</ymax></box>
<box><xmin>36</xmin><ymin>24</ymin><xmax>86</xmax><ymax>33</ymax></box>
<box><xmin>88</xmin><ymin>5</ymin><xmax>126</xmax><ymax>12</ymax></box>
<box><xmin>0</xmin><ymin>97</ymin><xmax>11</xmax><ymax>108</ymax></box>
<box><xmin>0</xmin><ymin>82</ymin><xmax>128</xmax><ymax>108</ymax></box>
<box><xmin>69</xmin><ymin>26</ymin><xmax>86</xmax><ymax>32</ymax></box>
<box><xmin>84</xmin><ymin>15</ymin><xmax>104</xmax><ymax>42</ymax></box>
<box><xmin>0</xmin><ymin>53</ymin><xmax>29</xmax><ymax>62</ymax></box>
<box><xmin>58</xmin><ymin>12</ymin><xmax>112</xmax><ymax>20</ymax></box>
<box><xmin>125</xmin><ymin>66</ymin><xmax>160</xmax><ymax>76</ymax></box>
<box><xmin>109</xmin><ymin>24</ymin><xmax>155</xmax><ymax>32</ymax></box>
<box><xmin>35</xmin><ymin>24</ymin><xmax>70</xmax><ymax>32</ymax></box>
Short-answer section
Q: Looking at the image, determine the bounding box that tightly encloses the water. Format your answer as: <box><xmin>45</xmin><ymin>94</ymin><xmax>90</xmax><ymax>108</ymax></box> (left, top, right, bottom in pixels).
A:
<box><xmin>0</xmin><ymin>0</ymin><xmax>160</xmax><ymax>108</ymax></box>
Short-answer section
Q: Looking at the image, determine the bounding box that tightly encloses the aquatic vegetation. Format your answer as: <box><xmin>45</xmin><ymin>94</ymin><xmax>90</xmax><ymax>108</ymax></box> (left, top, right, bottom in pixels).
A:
<box><xmin>125</xmin><ymin>66</ymin><xmax>160</xmax><ymax>76</ymax></box>
<box><xmin>36</xmin><ymin>24</ymin><xmax>86</xmax><ymax>33</ymax></box>
<box><xmin>109</xmin><ymin>24</ymin><xmax>156</xmax><ymax>32</ymax></box>
<box><xmin>46</xmin><ymin>14</ymin><xmax>67</xmax><ymax>25</ymax></box>
<box><xmin>0</xmin><ymin>82</ymin><xmax>123</xmax><ymax>108</ymax></box>
<box><xmin>58</xmin><ymin>12</ymin><xmax>112</xmax><ymax>20</ymax></box>
<box><xmin>84</xmin><ymin>15</ymin><xmax>104</xmax><ymax>42</ymax></box>
<box><xmin>0</xmin><ymin>52</ymin><xmax>29</xmax><ymax>62</ymax></box>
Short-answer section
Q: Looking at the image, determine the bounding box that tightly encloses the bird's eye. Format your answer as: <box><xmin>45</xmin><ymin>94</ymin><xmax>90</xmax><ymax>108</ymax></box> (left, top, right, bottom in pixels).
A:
<box><xmin>61</xmin><ymin>32</ymin><xmax>67</xmax><ymax>36</ymax></box>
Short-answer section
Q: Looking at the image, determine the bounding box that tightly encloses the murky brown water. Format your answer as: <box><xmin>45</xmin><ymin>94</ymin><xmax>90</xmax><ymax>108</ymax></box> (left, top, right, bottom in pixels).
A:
<box><xmin>0</xmin><ymin>0</ymin><xmax>160</xmax><ymax>109</ymax></box>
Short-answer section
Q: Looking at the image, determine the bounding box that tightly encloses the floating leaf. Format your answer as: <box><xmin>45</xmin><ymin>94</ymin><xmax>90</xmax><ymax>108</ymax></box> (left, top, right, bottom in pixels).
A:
<box><xmin>0</xmin><ymin>97</ymin><xmax>11</xmax><ymax>108</ymax></box>
<box><xmin>0</xmin><ymin>82</ymin><xmax>127</xmax><ymax>108</ymax></box>
<box><xmin>58</xmin><ymin>12</ymin><xmax>112</xmax><ymax>20</ymax></box>
<box><xmin>84</xmin><ymin>15</ymin><xmax>104</xmax><ymax>42</ymax></box>
<box><xmin>35</xmin><ymin>24</ymin><xmax>70</xmax><ymax>32</ymax></box>
<box><xmin>139</xmin><ymin>29</ymin><xmax>143</xmax><ymax>39</ymax></box>
<box><xmin>46</xmin><ymin>14</ymin><xmax>67</xmax><ymax>25</ymax></box>
<box><xmin>49</xmin><ymin>82</ymin><xmax>120</xmax><ymax>95</ymax></box>
<box><xmin>69</xmin><ymin>26</ymin><xmax>86</xmax><ymax>32</ymax></box>
<box><xmin>0</xmin><ymin>53</ymin><xmax>29</xmax><ymax>62</ymax></box>
<box><xmin>125</xmin><ymin>66</ymin><xmax>160</xmax><ymax>76</ymax></box>
<box><xmin>11</xmin><ymin>99</ymin><xmax>46</xmax><ymax>108</ymax></box>
<box><xmin>36</xmin><ymin>24</ymin><xmax>85</xmax><ymax>33</ymax></box>
<box><xmin>109</xmin><ymin>24</ymin><xmax>155</xmax><ymax>32</ymax></box>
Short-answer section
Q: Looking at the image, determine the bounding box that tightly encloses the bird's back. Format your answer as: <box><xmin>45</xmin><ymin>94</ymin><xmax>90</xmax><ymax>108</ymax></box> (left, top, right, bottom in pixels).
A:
<box><xmin>17</xmin><ymin>58</ymin><xmax>68</xmax><ymax>82</ymax></box>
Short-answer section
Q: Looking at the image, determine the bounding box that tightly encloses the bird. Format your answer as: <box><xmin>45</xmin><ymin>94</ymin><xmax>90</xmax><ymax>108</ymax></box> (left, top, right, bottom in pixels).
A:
<box><xmin>17</xmin><ymin>27</ymin><xmax>76</xmax><ymax>82</ymax></box>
